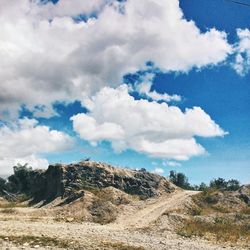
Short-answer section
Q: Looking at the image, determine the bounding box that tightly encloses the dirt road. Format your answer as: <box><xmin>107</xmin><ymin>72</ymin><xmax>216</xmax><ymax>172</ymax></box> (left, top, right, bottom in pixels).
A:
<box><xmin>112</xmin><ymin>190</ymin><xmax>199</xmax><ymax>229</ymax></box>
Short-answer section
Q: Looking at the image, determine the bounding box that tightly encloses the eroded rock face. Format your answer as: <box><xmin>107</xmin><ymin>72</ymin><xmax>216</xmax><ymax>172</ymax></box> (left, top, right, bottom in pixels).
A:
<box><xmin>30</xmin><ymin>161</ymin><xmax>175</xmax><ymax>202</ymax></box>
<box><xmin>45</xmin><ymin>165</ymin><xmax>65</xmax><ymax>201</ymax></box>
<box><xmin>47</xmin><ymin>161</ymin><xmax>174</xmax><ymax>200</ymax></box>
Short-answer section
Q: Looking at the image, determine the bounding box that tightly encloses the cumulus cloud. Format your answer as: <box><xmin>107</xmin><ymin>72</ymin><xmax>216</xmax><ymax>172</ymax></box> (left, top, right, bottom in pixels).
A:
<box><xmin>71</xmin><ymin>85</ymin><xmax>226</xmax><ymax>160</ymax></box>
<box><xmin>0</xmin><ymin>118</ymin><xmax>73</xmax><ymax>174</ymax></box>
<box><xmin>0</xmin><ymin>156</ymin><xmax>49</xmax><ymax>177</ymax></box>
<box><xmin>71</xmin><ymin>113</ymin><xmax>124</xmax><ymax>145</ymax></box>
<box><xmin>35</xmin><ymin>0</ymin><xmax>111</xmax><ymax>19</ymax></box>
<box><xmin>0</xmin><ymin>0</ymin><xmax>232</xmax><ymax>119</ymax></box>
<box><xmin>233</xmin><ymin>29</ymin><xmax>250</xmax><ymax>76</ymax></box>
<box><xmin>163</xmin><ymin>161</ymin><xmax>182</xmax><ymax>167</ymax></box>
<box><xmin>134</xmin><ymin>73</ymin><xmax>181</xmax><ymax>102</ymax></box>
<box><xmin>152</xmin><ymin>167</ymin><xmax>164</xmax><ymax>175</ymax></box>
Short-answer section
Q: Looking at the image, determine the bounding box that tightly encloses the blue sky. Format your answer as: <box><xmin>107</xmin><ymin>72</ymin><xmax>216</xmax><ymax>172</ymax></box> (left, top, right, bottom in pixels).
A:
<box><xmin>168</xmin><ymin>0</ymin><xmax>250</xmax><ymax>183</ymax></box>
<box><xmin>0</xmin><ymin>0</ymin><xmax>249</xmax><ymax>184</ymax></box>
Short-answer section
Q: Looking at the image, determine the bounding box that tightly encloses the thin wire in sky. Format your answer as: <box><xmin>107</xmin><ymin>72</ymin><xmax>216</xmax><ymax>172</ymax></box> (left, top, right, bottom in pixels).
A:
<box><xmin>225</xmin><ymin>0</ymin><xmax>250</xmax><ymax>7</ymax></box>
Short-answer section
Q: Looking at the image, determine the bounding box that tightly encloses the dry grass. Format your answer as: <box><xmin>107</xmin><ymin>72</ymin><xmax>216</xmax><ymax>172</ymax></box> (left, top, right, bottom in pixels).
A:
<box><xmin>0</xmin><ymin>208</ymin><xmax>16</xmax><ymax>214</ymax></box>
<box><xmin>211</xmin><ymin>204</ymin><xmax>231</xmax><ymax>213</ymax></box>
<box><xmin>162</xmin><ymin>208</ymin><xmax>185</xmax><ymax>216</ymax></box>
<box><xmin>90</xmin><ymin>199</ymin><xmax>117</xmax><ymax>224</ymax></box>
<box><xmin>181</xmin><ymin>189</ymin><xmax>250</xmax><ymax>246</ymax></box>
<box><xmin>188</xmin><ymin>206</ymin><xmax>202</xmax><ymax>216</ymax></box>
<box><xmin>0</xmin><ymin>202</ymin><xmax>27</xmax><ymax>209</ymax></box>
<box><xmin>0</xmin><ymin>235</ymin><xmax>74</xmax><ymax>248</ymax></box>
<box><xmin>191</xmin><ymin>189</ymin><xmax>249</xmax><ymax>215</ymax></box>
<box><xmin>191</xmin><ymin>189</ymin><xmax>221</xmax><ymax>214</ymax></box>
<box><xmin>178</xmin><ymin>217</ymin><xmax>250</xmax><ymax>245</ymax></box>
<box><xmin>189</xmin><ymin>204</ymin><xmax>231</xmax><ymax>216</ymax></box>
<box><xmin>90</xmin><ymin>188</ymin><xmax>132</xmax><ymax>205</ymax></box>
<box><xmin>101</xmin><ymin>241</ymin><xmax>145</xmax><ymax>250</ymax></box>
<box><xmin>240</xmin><ymin>206</ymin><xmax>250</xmax><ymax>215</ymax></box>
<box><xmin>88</xmin><ymin>187</ymin><xmax>134</xmax><ymax>224</ymax></box>
<box><xmin>28</xmin><ymin>216</ymin><xmax>41</xmax><ymax>222</ymax></box>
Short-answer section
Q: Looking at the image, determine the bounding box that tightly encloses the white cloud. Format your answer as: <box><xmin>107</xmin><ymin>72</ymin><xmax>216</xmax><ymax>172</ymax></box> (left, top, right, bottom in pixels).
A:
<box><xmin>152</xmin><ymin>167</ymin><xmax>164</xmax><ymax>175</ymax></box>
<box><xmin>135</xmin><ymin>73</ymin><xmax>181</xmax><ymax>102</ymax></box>
<box><xmin>0</xmin><ymin>0</ymin><xmax>233</xmax><ymax>172</ymax></box>
<box><xmin>71</xmin><ymin>113</ymin><xmax>124</xmax><ymax>144</ymax></box>
<box><xmin>13</xmin><ymin>155</ymin><xmax>49</xmax><ymax>169</ymax></box>
<box><xmin>163</xmin><ymin>161</ymin><xmax>182</xmax><ymax>167</ymax></box>
<box><xmin>71</xmin><ymin>85</ymin><xmax>226</xmax><ymax>160</ymax></box>
<box><xmin>0</xmin><ymin>156</ymin><xmax>49</xmax><ymax>176</ymax></box>
<box><xmin>35</xmin><ymin>0</ymin><xmax>110</xmax><ymax>19</ymax></box>
<box><xmin>0</xmin><ymin>0</ymin><xmax>232</xmax><ymax>119</ymax></box>
<box><xmin>0</xmin><ymin>118</ymin><xmax>73</xmax><ymax>175</ymax></box>
<box><xmin>233</xmin><ymin>29</ymin><xmax>250</xmax><ymax>76</ymax></box>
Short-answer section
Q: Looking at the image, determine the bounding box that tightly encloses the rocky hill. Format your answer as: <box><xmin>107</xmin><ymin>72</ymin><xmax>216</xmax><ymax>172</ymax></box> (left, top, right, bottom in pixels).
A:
<box><xmin>0</xmin><ymin>161</ymin><xmax>176</xmax><ymax>204</ymax></box>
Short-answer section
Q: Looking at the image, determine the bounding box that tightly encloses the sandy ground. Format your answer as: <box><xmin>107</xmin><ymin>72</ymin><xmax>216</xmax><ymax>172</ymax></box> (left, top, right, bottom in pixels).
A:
<box><xmin>0</xmin><ymin>190</ymin><xmax>248</xmax><ymax>250</ymax></box>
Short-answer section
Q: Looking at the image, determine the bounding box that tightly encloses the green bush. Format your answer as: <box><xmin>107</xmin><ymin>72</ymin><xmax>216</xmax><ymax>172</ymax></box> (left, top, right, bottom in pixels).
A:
<box><xmin>210</xmin><ymin>178</ymin><xmax>240</xmax><ymax>191</ymax></box>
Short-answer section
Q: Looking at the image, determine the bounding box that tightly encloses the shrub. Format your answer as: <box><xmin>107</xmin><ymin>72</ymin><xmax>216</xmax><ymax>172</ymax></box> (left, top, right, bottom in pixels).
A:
<box><xmin>226</xmin><ymin>179</ymin><xmax>240</xmax><ymax>191</ymax></box>
<box><xmin>210</xmin><ymin>178</ymin><xmax>227</xmax><ymax>190</ymax></box>
<box><xmin>209</xmin><ymin>178</ymin><xmax>240</xmax><ymax>191</ymax></box>
<box><xmin>198</xmin><ymin>182</ymin><xmax>208</xmax><ymax>191</ymax></box>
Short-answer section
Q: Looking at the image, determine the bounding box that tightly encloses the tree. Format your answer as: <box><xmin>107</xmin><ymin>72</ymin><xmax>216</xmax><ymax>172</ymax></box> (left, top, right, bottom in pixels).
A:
<box><xmin>169</xmin><ymin>171</ymin><xmax>192</xmax><ymax>190</ymax></box>
<box><xmin>210</xmin><ymin>178</ymin><xmax>227</xmax><ymax>190</ymax></box>
<box><xmin>176</xmin><ymin>172</ymin><xmax>187</xmax><ymax>188</ymax></box>
<box><xmin>199</xmin><ymin>182</ymin><xmax>208</xmax><ymax>191</ymax></box>
<box><xmin>209</xmin><ymin>178</ymin><xmax>240</xmax><ymax>191</ymax></box>
<box><xmin>226</xmin><ymin>179</ymin><xmax>240</xmax><ymax>191</ymax></box>
<box><xmin>8</xmin><ymin>163</ymin><xmax>32</xmax><ymax>193</ymax></box>
<box><xmin>169</xmin><ymin>170</ymin><xmax>177</xmax><ymax>183</ymax></box>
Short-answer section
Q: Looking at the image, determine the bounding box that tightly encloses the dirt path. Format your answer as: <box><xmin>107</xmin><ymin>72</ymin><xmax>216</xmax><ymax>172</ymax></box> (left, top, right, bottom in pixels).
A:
<box><xmin>113</xmin><ymin>190</ymin><xmax>199</xmax><ymax>229</ymax></box>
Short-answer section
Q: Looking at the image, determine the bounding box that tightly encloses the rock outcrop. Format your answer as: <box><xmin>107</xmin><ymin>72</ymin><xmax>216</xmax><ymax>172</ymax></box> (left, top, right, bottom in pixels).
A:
<box><xmin>2</xmin><ymin>161</ymin><xmax>175</xmax><ymax>203</ymax></box>
<box><xmin>42</xmin><ymin>161</ymin><xmax>175</xmax><ymax>201</ymax></box>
